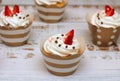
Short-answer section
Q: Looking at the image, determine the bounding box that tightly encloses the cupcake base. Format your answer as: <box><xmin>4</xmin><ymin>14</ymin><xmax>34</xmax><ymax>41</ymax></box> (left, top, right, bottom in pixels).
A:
<box><xmin>87</xmin><ymin>13</ymin><xmax>120</xmax><ymax>47</ymax></box>
<box><xmin>40</xmin><ymin>38</ymin><xmax>85</xmax><ymax>76</ymax></box>
<box><xmin>88</xmin><ymin>22</ymin><xmax>120</xmax><ymax>47</ymax></box>
<box><xmin>35</xmin><ymin>0</ymin><xmax>67</xmax><ymax>23</ymax></box>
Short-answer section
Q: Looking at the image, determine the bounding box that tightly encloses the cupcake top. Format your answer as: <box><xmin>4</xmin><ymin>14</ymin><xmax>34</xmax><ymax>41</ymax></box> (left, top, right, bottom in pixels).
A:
<box><xmin>35</xmin><ymin>0</ymin><xmax>66</xmax><ymax>7</ymax></box>
<box><xmin>91</xmin><ymin>5</ymin><xmax>120</xmax><ymax>28</ymax></box>
<box><xmin>43</xmin><ymin>29</ymin><xmax>81</xmax><ymax>57</ymax></box>
<box><xmin>0</xmin><ymin>5</ymin><xmax>31</xmax><ymax>28</ymax></box>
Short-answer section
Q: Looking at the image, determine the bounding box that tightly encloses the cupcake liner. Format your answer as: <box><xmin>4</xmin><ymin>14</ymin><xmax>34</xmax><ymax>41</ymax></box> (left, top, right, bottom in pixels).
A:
<box><xmin>87</xmin><ymin>13</ymin><xmax>120</xmax><ymax>47</ymax></box>
<box><xmin>0</xmin><ymin>23</ymin><xmax>32</xmax><ymax>46</ymax></box>
<box><xmin>40</xmin><ymin>38</ymin><xmax>85</xmax><ymax>76</ymax></box>
<box><xmin>35</xmin><ymin>0</ymin><xmax>67</xmax><ymax>23</ymax></box>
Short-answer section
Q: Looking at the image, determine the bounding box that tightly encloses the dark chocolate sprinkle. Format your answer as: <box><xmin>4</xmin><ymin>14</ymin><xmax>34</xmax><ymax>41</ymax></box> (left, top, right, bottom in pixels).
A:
<box><xmin>65</xmin><ymin>45</ymin><xmax>68</xmax><ymax>48</ymax></box>
<box><xmin>97</xmin><ymin>13</ymin><xmax>100</xmax><ymax>20</ymax></box>
<box><xmin>97</xmin><ymin>13</ymin><xmax>99</xmax><ymax>17</ymax></box>
<box><xmin>55</xmin><ymin>40</ymin><xmax>58</xmax><ymax>44</ymax></box>
<box><xmin>19</xmin><ymin>17</ymin><xmax>22</xmax><ymax>19</ymax></box>
<box><xmin>98</xmin><ymin>17</ymin><xmax>100</xmax><ymax>20</ymax></box>
<box><xmin>73</xmin><ymin>46</ymin><xmax>75</xmax><ymax>49</ymax></box>
<box><xmin>101</xmin><ymin>22</ymin><xmax>103</xmax><ymax>24</ymax></box>
<box><xmin>23</xmin><ymin>17</ymin><xmax>25</xmax><ymax>19</ymax></box>
<box><xmin>15</xmin><ymin>14</ymin><xmax>18</xmax><ymax>16</ymax></box>
<box><xmin>26</xmin><ymin>14</ymin><xmax>29</xmax><ymax>17</ymax></box>
<box><xmin>58</xmin><ymin>44</ymin><xmax>61</xmax><ymax>47</ymax></box>
<box><xmin>56</xmin><ymin>37</ymin><xmax>59</xmax><ymax>39</ymax></box>
<box><xmin>61</xmin><ymin>34</ymin><xmax>64</xmax><ymax>36</ymax></box>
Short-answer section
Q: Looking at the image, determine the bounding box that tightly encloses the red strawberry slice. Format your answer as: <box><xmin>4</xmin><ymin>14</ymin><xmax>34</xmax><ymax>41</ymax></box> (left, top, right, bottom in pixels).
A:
<box><xmin>64</xmin><ymin>29</ymin><xmax>74</xmax><ymax>45</ymax></box>
<box><xmin>13</xmin><ymin>5</ymin><xmax>19</xmax><ymax>14</ymax></box>
<box><xmin>105</xmin><ymin>5</ymin><xmax>114</xmax><ymax>16</ymax></box>
<box><xmin>105</xmin><ymin>5</ymin><xmax>111</xmax><ymax>13</ymax></box>
<box><xmin>4</xmin><ymin>5</ymin><xmax>12</xmax><ymax>16</ymax></box>
<box><xmin>106</xmin><ymin>8</ymin><xmax>114</xmax><ymax>16</ymax></box>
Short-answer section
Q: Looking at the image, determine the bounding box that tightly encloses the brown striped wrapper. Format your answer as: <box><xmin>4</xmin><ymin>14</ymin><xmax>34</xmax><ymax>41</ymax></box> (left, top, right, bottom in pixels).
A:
<box><xmin>87</xmin><ymin>13</ymin><xmax>120</xmax><ymax>47</ymax></box>
<box><xmin>40</xmin><ymin>38</ymin><xmax>85</xmax><ymax>76</ymax></box>
<box><xmin>35</xmin><ymin>0</ymin><xmax>68</xmax><ymax>23</ymax></box>
<box><xmin>0</xmin><ymin>22</ymin><xmax>32</xmax><ymax>46</ymax></box>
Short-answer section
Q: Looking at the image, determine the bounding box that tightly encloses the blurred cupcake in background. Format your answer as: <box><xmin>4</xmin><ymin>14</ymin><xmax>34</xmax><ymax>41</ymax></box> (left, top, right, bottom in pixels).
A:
<box><xmin>35</xmin><ymin>0</ymin><xmax>68</xmax><ymax>23</ymax></box>
<box><xmin>0</xmin><ymin>5</ymin><xmax>33</xmax><ymax>46</ymax></box>
<box><xmin>87</xmin><ymin>5</ymin><xmax>120</xmax><ymax>47</ymax></box>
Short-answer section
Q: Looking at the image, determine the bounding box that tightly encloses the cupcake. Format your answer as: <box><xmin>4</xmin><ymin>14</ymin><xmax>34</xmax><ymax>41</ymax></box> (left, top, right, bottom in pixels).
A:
<box><xmin>0</xmin><ymin>5</ymin><xmax>33</xmax><ymax>46</ymax></box>
<box><xmin>87</xmin><ymin>5</ymin><xmax>120</xmax><ymax>47</ymax></box>
<box><xmin>40</xmin><ymin>29</ymin><xmax>85</xmax><ymax>76</ymax></box>
<box><xmin>35</xmin><ymin>0</ymin><xmax>68</xmax><ymax>23</ymax></box>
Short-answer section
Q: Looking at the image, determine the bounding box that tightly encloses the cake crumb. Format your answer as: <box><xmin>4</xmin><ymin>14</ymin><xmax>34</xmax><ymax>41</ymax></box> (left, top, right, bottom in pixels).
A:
<box><xmin>25</xmin><ymin>53</ymin><xmax>34</xmax><ymax>59</ymax></box>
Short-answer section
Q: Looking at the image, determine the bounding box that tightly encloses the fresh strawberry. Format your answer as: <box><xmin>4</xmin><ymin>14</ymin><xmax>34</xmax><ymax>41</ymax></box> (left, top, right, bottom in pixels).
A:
<box><xmin>64</xmin><ymin>29</ymin><xmax>74</xmax><ymax>45</ymax></box>
<box><xmin>4</xmin><ymin>5</ymin><xmax>12</xmax><ymax>16</ymax></box>
<box><xmin>13</xmin><ymin>5</ymin><xmax>19</xmax><ymax>14</ymax></box>
<box><xmin>105</xmin><ymin>5</ymin><xmax>114</xmax><ymax>16</ymax></box>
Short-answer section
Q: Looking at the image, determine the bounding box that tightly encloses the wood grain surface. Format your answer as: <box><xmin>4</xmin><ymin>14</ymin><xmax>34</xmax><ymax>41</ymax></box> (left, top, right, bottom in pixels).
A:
<box><xmin>0</xmin><ymin>1</ymin><xmax>120</xmax><ymax>81</ymax></box>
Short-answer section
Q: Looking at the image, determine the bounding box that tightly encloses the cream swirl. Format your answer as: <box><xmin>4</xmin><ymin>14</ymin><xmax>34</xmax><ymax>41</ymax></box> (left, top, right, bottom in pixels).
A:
<box><xmin>0</xmin><ymin>9</ymin><xmax>31</xmax><ymax>28</ymax></box>
<box><xmin>43</xmin><ymin>34</ymin><xmax>81</xmax><ymax>56</ymax></box>
<box><xmin>36</xmin><ymin>0</ymin><xmax>62</xmax><ymax>5</ymax></box>
<box><xmin>91</xmin><ymin>10</ymin><xmax>120</xmax><ymax>28</ymax></box>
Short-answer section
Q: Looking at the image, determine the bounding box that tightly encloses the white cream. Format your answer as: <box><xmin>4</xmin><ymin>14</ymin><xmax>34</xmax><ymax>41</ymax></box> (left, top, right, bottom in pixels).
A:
<box><xmin>91</xmin><ymin>10</ymin><xmax>120</xmax><ymax>28</ymax></box>
<box><xmin>0</xmin><ymin>9</ymin><xmax>31</xmax><ymax>28</ymax></box>
<box><xmin>43</xmin><ymin>34</ymin><xmax>81</xmax><ymax>57</ymax></box>
<box><xmin>35</xmin><ymin>0</ymin><xmax>62</xmax><ymax>5</ymax></box>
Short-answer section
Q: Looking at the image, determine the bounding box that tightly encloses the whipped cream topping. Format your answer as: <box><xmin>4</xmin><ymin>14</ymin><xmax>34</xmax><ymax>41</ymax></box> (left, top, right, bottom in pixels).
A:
<box><xmin>91</xmin><ymin>10</ymin><xmax>120</xmax><ymax>28</ymax></box>
<box><xmin>43</xmin><ymin>34</ymin><xmax>81</xmax><ymax>56</ymax></box>
<box><xmin>36</xmin><ymin>0</ymin><xmax>62</xmax><ymax>5</ymax></box>
<box><xmin>0</xmin><ymin>9</ymin><xmax>31</xmax><ymax>28</ymax></box>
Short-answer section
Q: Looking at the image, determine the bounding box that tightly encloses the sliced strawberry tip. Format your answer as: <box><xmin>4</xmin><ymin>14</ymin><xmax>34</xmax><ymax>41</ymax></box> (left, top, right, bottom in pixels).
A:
<box><xmin>106</xmin><ymin>8</ymin><xmax>114</xmax><ymax>16</ymax></box>
<box><xmin>64</xmin><ymin>29</ymin><xmax>74</xmax><ymax>45</ymax></box>
<box><xmin>105</xmin><ymin>5</ymin><xmax>114</xmax><ymax>16</ymax></box>
<box><xmin>4</xmin><ymin>5</ymin><xmax>12</xmax><ymax>16</ymax></box>
<box><xmin>13</xmin><ymin>5</ymin><xmax>19</xmax><ymax>14</ymax></box>
<box><xmin>105</xmin><ymin>5</ymin><xmax>111</xmax><ymax>13</ymax></box>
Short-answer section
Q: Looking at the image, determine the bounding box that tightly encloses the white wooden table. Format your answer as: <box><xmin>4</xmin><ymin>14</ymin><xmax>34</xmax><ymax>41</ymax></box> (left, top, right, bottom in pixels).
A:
<box><xmin>0</xmin><ymin>0</ymin><xmax>120</xmax><ymax>81</ymax></box>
